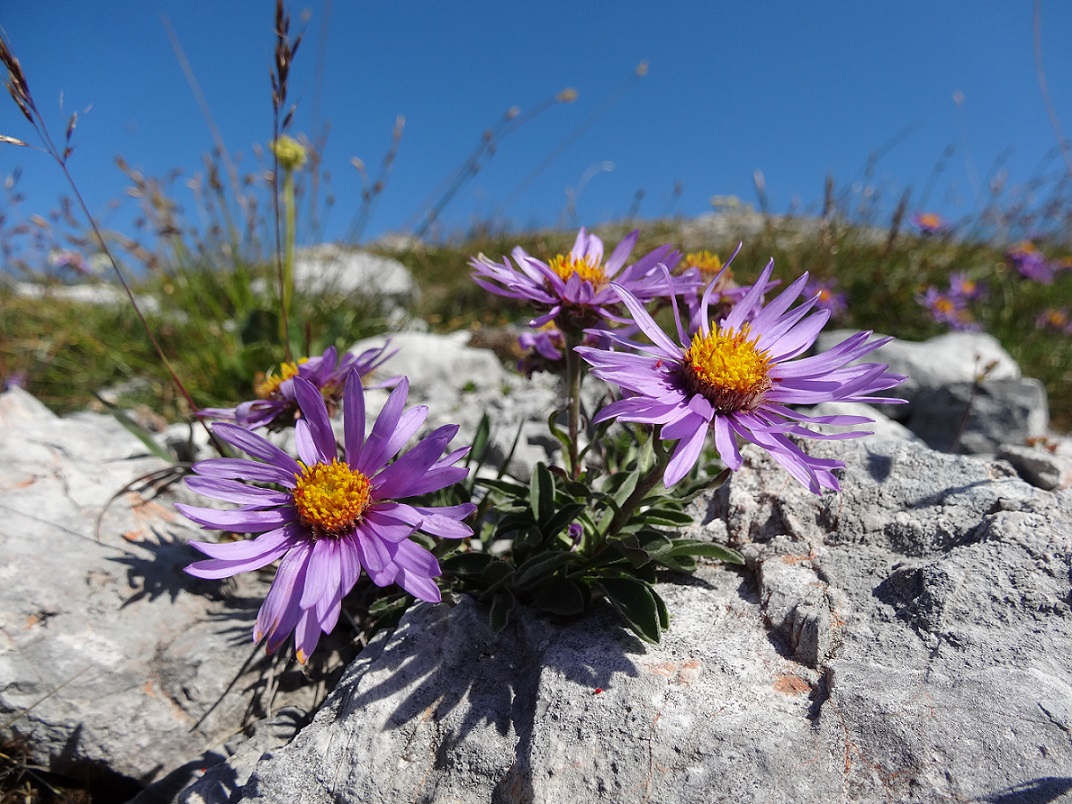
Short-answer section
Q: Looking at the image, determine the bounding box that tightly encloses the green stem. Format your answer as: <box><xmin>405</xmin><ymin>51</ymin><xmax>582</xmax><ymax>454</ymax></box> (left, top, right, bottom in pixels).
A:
<box><xmin>604</xmin><ymin>429</ymin><xmax>669</xmax><ymax>540</ymax></box>
<box><xmin>563</xmin><ymin>328</ymin><xmax>584</xmax><ymax>479</ymax></box>
<box><xmin>280</xmin><ymin>168</ymin><xmax>296</xmax><ymax>353</ymax></box>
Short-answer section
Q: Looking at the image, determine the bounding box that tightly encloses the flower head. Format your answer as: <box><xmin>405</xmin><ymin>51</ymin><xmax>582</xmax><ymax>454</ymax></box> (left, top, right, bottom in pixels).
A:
<box><xmin>517</xmin><ymin>322</ymin><xmax>615</xmax><ymax>378</ymax></box>
<box><xmin>1007</xmin><ymin>241</ymin><xmax>1056</xmax><ymax>284</ymax></box>
<box><xmin>1036</xmin><ymin>307</ymin><xmax>1072</xmax><ymax>336</ymax></box>
<box><xmin>917</xmin><ymin>286</ymin><xmax>979</xmax><ymax>331</ymax></box>
<box><xmin>199</xmin><ymin>344</ymin><xmax>396</xmax><ymax>431</ymax></box>
<box><xmin>948</xmin><ymin>271</ymin><xmax>986</xmax><ymax>302</ymax></box>
<box><xmin>577</xmin><ymin>259</ymin><xmax>905</xmax><ymax>493</ymax></box>
<box><xmin>271</xmin><ymin>135</ymin><xmax>308</xmax><ymax>171</ymax></box>
<box><xmin>470</xmin><ymin>228</ymin><xmax>686</xmax><ymax>330</ymax></box>
<box><xmin>672</xmin><ymin>245</ymin><xmax>777</xmax><ymax>334</ymax></box>
<box><xmin>179</xmin><ymin>373</ymin><xmax>475</xmax><ymax>662</ymax></box>
<box><xmin>803</xmin><ymin>277</ymin><xmax>848</xmax><ymax>319</ymax></box>
<box><xmin>911</xmin><ymin>212</ymin><xmax>945</xmax><ymax>234</ymax></box>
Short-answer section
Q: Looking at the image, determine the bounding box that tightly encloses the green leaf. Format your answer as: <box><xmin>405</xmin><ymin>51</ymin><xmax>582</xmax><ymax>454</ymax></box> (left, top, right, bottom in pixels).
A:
<box><xmin>489</xmin><ymin>591</ymin><xmax>514</xmax><ymax>633</ymax></box>
<box><xmin>93</xmin><ymin>393</ymin><xmax>176</xmax><ymax>463</ymax></box>
<box><xmin>634</xmin><ymin>507</ymin><xmax>696</xmax><ymax>527</ymax></box>
<box><xmin>468</xmin><ymin>412</ymin><xmax>492</xmax><ymax>467</ymax></box>
<box><xmin>368</xmin><ymin>594</ymin><xmax>410</xmax><ymax>617</ymax></box>
<box><xmin>542</xmin><ymin>502</ymin><xmax>587</xmax><ymax>540</ymax></box>
<box><xmin>653</xmin><ymin>553</ymin><xmax>698</xmax><ymax>572</ymax></box>
<box><xmin>513</xmin><ymin>551</ymin><xmax>574</xmax><ymax>590</ymax></box>
<box><xmin>476</xmin><ymin>477</ymin><xmax>529</xmax><ymax>497</ymax></box>
<box><xmin>442</xmin><ymin>552</ymin><xmax>496</xmax><ymax>577</ymax></box>
<box><xmin>514</xmin><ymin>524</ymin><xmax>546</xmax><ymax>553</ymax></box>
<box><xmin>546</xmin><ymin>410</ymin><xmax>572</xmax><ymax>459</ymax></box>
<box><xmin>653</xmin><ymin>586</ymin><xmax>670</xmax><ymax>630</ymax></box>
<box><xmin>653</xmin><ymin>539</ymin><xmax>745</xmax><ymax>565</ymax></box>
<box><xmin>534</xmin><ymin>579</ymin><xmax>588</xmax><ymax>617</ymax></box>
<box><xmin>598</xmin><ymin>577</ymin><xmax>663</xmax><ymax>643</ymax></box>
<box><xmin>529</xmin><ymin>462</ymin><xmax>556</xmax><ymax>525</ymax></box>
<box><xmin>480</xmin><ymin>559</ymin><xmax>514</xmax><ymax>588</ymax></box>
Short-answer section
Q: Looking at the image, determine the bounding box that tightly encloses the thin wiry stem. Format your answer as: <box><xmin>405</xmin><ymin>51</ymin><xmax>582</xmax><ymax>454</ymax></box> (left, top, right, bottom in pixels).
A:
<box><xmin>495</xmin><ymin>62</ymin><xmax>647</xmax><ymax>218</ymax></box>
<box><xmin>1033</xmin><ymin>0</ymin><xmax>1072</xmax><ymax>179</ymax></box>
<box><xmin>0</xmin><ymin>31</ymin><xmax>225</xmax><ymax>455</ymax></box>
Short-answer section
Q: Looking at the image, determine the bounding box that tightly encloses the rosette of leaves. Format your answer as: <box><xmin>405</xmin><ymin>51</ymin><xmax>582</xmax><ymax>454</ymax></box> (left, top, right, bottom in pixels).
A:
<box><xmin>440</xmin><ymin>418</ymin><xmax>743</xmax><ymax>643</ymax></box>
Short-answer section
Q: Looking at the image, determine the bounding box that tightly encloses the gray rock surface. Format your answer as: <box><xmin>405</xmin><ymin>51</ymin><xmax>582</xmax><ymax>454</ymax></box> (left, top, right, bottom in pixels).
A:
<box><xmin>291</xmin><ymin>245</ymin><xmax>417</xmax><ymax>303</ymax></box>
<box><xmin>813</xmin><ymin>330</ymin><xmax>1055</xmax><ymax>459</ymax></box>
<box><xmin>214</xmin><ymin>436</ymin><xmax>1072</xmax><ymax>804</ymax></box>
<box><xmin>815</xmin><ymin>329</ymin><xmax>1022</xmax><ymax>408</ymax></box>
<box><xmin>908</xmin><ymin>377</ymin><xmax>1050</xmax><ymax>454</ymax></box>
<box><xmin>0</xmin><ymin>388</ymin><xmax>318</xmax><ymax>787</ymax></box>
<box><xmin>999</xmin><ymin>439</ymin><xmax>1072</xmax><ymax>490</ymax></box>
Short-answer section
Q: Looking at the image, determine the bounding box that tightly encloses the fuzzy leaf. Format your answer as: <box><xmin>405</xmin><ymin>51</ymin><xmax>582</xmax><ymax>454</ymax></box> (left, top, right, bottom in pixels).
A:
<box><xmin>442</xmin><ymin>552</ymin><xmax>496</xmax><ymax>577</ymax></box>
<box><xmin>542</xmin><ymin>502</ymin><xmax>587</xmax><ymax>540</ymax></box>
<box><xmin>513</xmin><ymin>551</ymin><xmax>574</xmax><ymax>591</ymax></box>
<box><xmin>598</xmin><ymin>577</ymin><xmax>662</xmax><ymax>643</ymax></box>
<box><xmin>489</xmin><ymin>591</ymin><xmax>514</xmax><ymax>634</ymax></box>
<box><xmin>529</xmin><ymin>462</ymin><xmax>556</xmax><ymax>525</ymax></box>
<box><xmin>534</xmin><ymin>579</ymin><xmax>588</xmax><ymax>617</ymax></box>
<box><xmin>468</xmin><ymin>412</ymin><xmax>491</xmax><ymax>467</ymax></box>
<box><xmin>653</xmin><ymin>540</ymin><xmax>744</xmax><ymax>564</ymax></box>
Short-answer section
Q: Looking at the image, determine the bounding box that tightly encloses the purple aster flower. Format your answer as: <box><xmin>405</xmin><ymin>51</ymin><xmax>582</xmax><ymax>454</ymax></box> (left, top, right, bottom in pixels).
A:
<box><xmin>1007</xmin><ymin>241</ymin><xmax>1056</xmax><ymax>284</ymax></box>
<box><xmin>1036</xmin><ymin>308</ymin><xmax>1072</xmax><ymax>336</ymax></box>
<box><xmin>675</xmin><ymin>249</ymin><xmax>759</xmax><ymax>329</ymax></box>
<box><xmin>803</xmin><ymin>277</ymin><xmax>848</xmax><ymax>319</ymax></box>
<box><xmin>517</xmin><ymin>323</ymin><xmax>616</xmax><ymax>378</ymax></box>
<box><xmin>470</xmin><ymin>227</ymin><xmax>686</xmax><ymax>329</ymax></box>
<box><xmin>916</xmin><ymin>286</ymin><xmax>979</xmax><ymax>331</ymax></box>
<box><xmin>576</xmin><ymin>260</ymin><xmax>905</xmax><ymax>493</ymax></box>
<box><xmin>948</xmin><ymin>272</ymin><xmax>986</xmax><ymax>302</ymax></box>
<box><xmin>179</xmin><ymin>372</ymin><xmax>476</xmax><ymax>663</ymax></box>
<box><xmin>199</xmin><ymin>344</ymin><xmax>396</xmax><ymax>431</ymax></box>
<box><xmin>911</xmin><ymin>212</ymin><xmax>945</xmax><ymax>234</ymax></box>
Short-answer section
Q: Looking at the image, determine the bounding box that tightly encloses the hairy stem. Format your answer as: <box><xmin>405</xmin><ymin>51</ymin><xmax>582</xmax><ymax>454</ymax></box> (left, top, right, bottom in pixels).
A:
<box><xmin>563</xmin><ymin>328</ymin><xmax>584</xmax><ymax>478</ymax></box>
<box><xmin>604</xmin><ymin>431</ymin><xmax>669</xmax><ymax>540</ymax></box>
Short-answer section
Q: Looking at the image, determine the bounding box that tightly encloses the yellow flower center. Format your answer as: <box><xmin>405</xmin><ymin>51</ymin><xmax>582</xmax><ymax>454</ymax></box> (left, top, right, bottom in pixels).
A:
<box><xmin>934</xmin><ymin>298</ymin><xmax>955</xmax><ymax>315</ymax></box>
<box><xmin>683</xmin><ymin>324</ymin><xmax>773</xmax><ymax>412</ymax></box>
<box><xmin>547</xmin><ymin>253</ymin><xmax>607</xmax><ymax>287</ymax></box>
<box><xmin>292</xmin><ymin>459</ymin><xmax>372</xmax><ymax>537</ymax></box>
<box><xmin>255</xmin><ymin>360</ymin><xmax>304</xmax><ymax>399</ymax></box>
<box><xmin>683</xmin><ymin>250</ymin><xmax>726</xmax><ymax>278</ymax></box>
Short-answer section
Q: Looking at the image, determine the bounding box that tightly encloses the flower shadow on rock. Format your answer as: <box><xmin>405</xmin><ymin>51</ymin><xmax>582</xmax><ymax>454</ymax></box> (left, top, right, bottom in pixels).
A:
<box><xmin>108</xmin><ymin>526</ymin><xmax>245</xmax><ymax>609</ymax></box>
<box><xmin>979</xmin><ymin>776</ymin><xmax>1072</xmax><ymax>803</ymax></box>
<box><xmin>322</xmin><ymin>597</ymin><xmax>641</xmax><ymax>798</ymax></box>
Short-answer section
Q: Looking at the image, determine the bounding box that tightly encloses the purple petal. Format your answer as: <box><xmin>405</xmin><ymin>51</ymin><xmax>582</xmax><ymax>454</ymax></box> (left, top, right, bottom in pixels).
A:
<box><xmin>192</xmin><ymin>457</ymin><xmax>297</xmax><ymax>487</ymax></box>
<box><xmin>187</xmin><ymin>523</ymin><xmax>298</xmax><ymax>561</ymax></box>
<box><xmin>213</xmin><ymin>424</ymin><xmax>302</xmax><ymax>474</ymax></box>
<box><xmin>176</xmin><ymin>503</ymin><xmax>296</xmax><ymax>533</ymax></box>
<box><xmin>293</xmin><ymin>377</ymin><xmax>338</xmax><ymax>461</ymax></box>
<box><xmin>663</xmin><ymin>419</ymin><xmax>708</xmax><ymax>486</ymax></box>
<box><xmin>299</xmin><ymin>537</ymin><xmax>340</xmax><ymax>610</ymax></box>
<box><xmin>344</xmin><ymin>370</ymin><xmax>366</xmax><ymax>466</ymax></box>
<box><xmin>358</xmin><ymin>378</ymin><xmax>411</xmax><ymax>475</ymax></box>
<box><xmin>256</xmin><ymin>541</ymin><xmax>310</xmax><ymax>651</ymax></box>
<box><xmin>373</xmin><ymin>425</ymin><xmax>457</xmax><ymax>499</ymax></box>
<box><xmin>184</xmin><ymin>476</ymin><xmax>292</xmax><ymax>507</ymax></box>
<box><xmin>610</xmin><ymin>283</ymin><xmax>681</xmax><ymax>357</ymax></box>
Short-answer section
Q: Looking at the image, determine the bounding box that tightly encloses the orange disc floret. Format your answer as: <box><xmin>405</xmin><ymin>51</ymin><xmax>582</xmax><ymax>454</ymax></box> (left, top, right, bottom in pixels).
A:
<box><xmin>292</xmin><ymin>459</ymin><xmax>372</xmax><ymax>537</ymax></box>
<box><xmin>683</xmin><ymin>323</ymin><xmax>773</xmax><ymax>413</ymax></box>
<box><xmin>547</xmin><ymin>253</ymin><xmax>608</xmax><ymax>287</ymax></box>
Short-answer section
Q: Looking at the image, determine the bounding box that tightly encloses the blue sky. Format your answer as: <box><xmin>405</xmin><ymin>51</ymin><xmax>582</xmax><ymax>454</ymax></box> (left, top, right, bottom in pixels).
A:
<box><xmin>2</xmin><ymin>1</ymin><xmax>1070</xmax><ymax>255</ymax></box>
